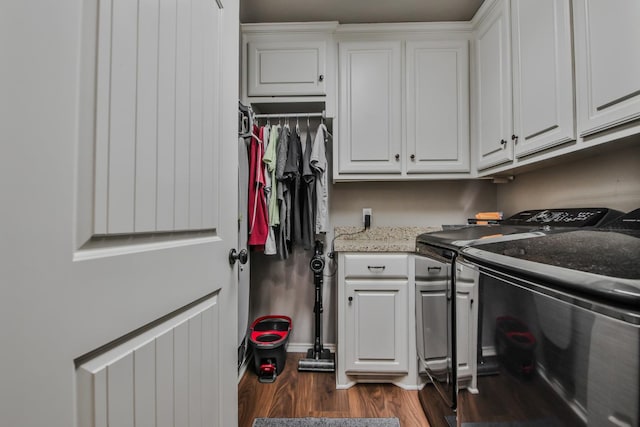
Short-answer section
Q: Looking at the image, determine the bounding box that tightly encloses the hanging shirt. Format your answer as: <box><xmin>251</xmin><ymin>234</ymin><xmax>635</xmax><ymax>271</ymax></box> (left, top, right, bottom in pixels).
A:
<box><xmin>248</xmin><ymin>125</ymin><xmax>268</xmax><ymax>249</ymax></box>
<box><xmin>263</xmin><ymin>125</ymin><xmax>280</xmax><ymax>227</ymax></box>
<box><xmin>310</xmin><ymin>123</ymin><xmax>329</xmax><ymax>233</ymax></box>
<box><xmin>301</xmin><ymin>126</ymin><xmax>316</xmax><ymax>250</ymax></box>
<box><xmin>262</xmin><ymin>125</ymin><xmax>279</xmax><ymax>255</ymax></box>
<box><xmin>275</xmin><ymin>125</ymin><xmax>290</xmax><ymax>259</ymax></box>
<box><xmin>284</xmin><ymin>125</ymin><xmax>303</xmax><ymax>246</ymax></box>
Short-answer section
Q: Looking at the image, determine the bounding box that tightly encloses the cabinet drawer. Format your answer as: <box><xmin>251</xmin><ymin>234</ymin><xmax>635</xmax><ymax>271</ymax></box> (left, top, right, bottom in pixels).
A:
<box><xmin>415</xmin><ymin>256</ymin><xmax>449</xmax><ymax>280</ymax></box>
<box><xmin>343</xmin><ymin>254</ymin><xmax>408</xmax><ymax>279</ymax></box>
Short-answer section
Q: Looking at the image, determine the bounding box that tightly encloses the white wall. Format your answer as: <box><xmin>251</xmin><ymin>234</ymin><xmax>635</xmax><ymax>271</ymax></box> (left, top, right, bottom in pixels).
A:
<box><xmin>496</xmin><ymin>138</ymin><xmax>640</xmax><ymax>217</ymax></box>
<box><xmin>330</xmin><ymin>180</ymin><xmax>497</xmax><ymax>227</ymax></box>
<box><xmin>249</xmin><ymin>179</ymin><xmax>497</xmax><ymax>348</ymax></box>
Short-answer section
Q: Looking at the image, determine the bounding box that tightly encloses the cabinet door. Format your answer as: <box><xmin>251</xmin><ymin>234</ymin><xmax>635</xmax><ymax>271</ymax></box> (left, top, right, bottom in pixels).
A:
<box><xmin>475</xmin><ymin>0</ymin><xmax>514</xmax><ymax>170</ymax></box>
<box><xmin>574</xmin><ymin>0</ymin><xmax>640</xmax><ymax>137</ymax></box>
<box><xmin>338</xmin><ymin>41</ymin><xmax>402</xmax><ymax>174</ymax></box>
<box><xmin>416</xmin><ymin>284</ymin><xmax>448</xmax><ymax>363</ymax></box>
<box><xmin>247</xmin><ymin>40</ymin><xmax>326</xmax><ymax>96</ymax></box>
<box><xmin>345</xmin><ymin>280</ymin><xmax>408</xmax><ymax>373</ymax></box>
<box><xmin>406</xmin><ymin>40</ymin><xmax>470</xmax><ymax>173</ymax></box>
<box><xmin>511</xmin><ymin>0</ymin><xmax>575</xmax><ymax>158</ymax></box>
<box><xmin>456</xmin><ymin>281</ymin><xmax>475</xmax><ymax>380</ymax></box>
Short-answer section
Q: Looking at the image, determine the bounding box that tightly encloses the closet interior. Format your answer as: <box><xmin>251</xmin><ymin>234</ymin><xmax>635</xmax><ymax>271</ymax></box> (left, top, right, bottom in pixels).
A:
<box><xmin>237</xmin><ymin>102</ymin><xmax>335</xmax><ymax>372</ymax></box>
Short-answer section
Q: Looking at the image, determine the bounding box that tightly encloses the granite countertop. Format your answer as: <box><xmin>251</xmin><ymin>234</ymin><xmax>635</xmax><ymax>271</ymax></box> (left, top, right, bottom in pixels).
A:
<box><xmin>333</xmin><ymin>226</ymin><xmax>442</xmax><ymax>253</ymax></box>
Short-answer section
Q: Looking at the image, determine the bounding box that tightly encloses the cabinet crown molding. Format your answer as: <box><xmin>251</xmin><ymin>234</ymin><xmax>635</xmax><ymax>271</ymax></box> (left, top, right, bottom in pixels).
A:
<box><xmin>336</xmin><ymin>21</ymin><xmax>473</xmax><ymax>35</ymax></box>
<box><xmin>241</xmin><ymin>21</ymin><xmax>339</xmax><ymax>34</ymax></box>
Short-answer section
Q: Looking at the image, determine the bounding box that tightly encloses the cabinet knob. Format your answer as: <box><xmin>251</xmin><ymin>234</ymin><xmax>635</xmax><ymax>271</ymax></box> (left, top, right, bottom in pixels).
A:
<box><xmin>395</xmin><ymin>154</ymin><xmax>400</xmax><ymax>161</ymax></box>
<box><xmin>348</xmin><ymin>296</ymin><xmax>353</xmax><ymax>302</ymax></box>
<box><xmin>318</xmin><ymin>74</ymin><xmax>324</xmax><ymax>82</ymax></box>
<box><xmin>511</xmin><ymin>134</ymin><xmax>519</xmax><ymax>144</ymax></box>
<box><xmin>410</xmin><ymin>154</ymin><xmax>415</xmax><ymax>161</ymax></box>
<box><xmin>500</xmin><ymin>139</ymin><xmax>507</xmax><ymax>147</ymax></box>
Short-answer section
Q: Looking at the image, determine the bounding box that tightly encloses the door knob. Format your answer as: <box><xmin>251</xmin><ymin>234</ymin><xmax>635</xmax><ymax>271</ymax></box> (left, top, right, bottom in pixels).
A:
<box><xmin>229</xmin><ymin>248</ymin><xmax>248</xmax><ymax>266</ymax></box>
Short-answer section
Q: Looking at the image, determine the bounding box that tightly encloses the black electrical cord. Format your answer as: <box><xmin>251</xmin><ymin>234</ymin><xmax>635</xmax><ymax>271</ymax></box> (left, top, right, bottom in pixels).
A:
<box><xmin>323</xmin><ymin>227</ymin><xmax>367</xmax><ymax>278</ymax></box>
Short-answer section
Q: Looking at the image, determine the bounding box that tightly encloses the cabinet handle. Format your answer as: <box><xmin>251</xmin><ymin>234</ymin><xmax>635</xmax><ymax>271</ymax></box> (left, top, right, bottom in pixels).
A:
<box><xmin>367</xmin><ymin>265</ymin><xmax>386</xmax><ymax>272</ymax></box>
<box><xmin>511</xmin><ymin>134</ymin><xmax>519</xmax><ymax>144</ymax></box>
<box><xmin>318</xmin><ymin>74</ymin><xmax>324</xmax><ymax>82</ymax></box>
<box><xmin>395</xmin><ymin>154</ymin><xmax>400</xmax><ymax>161</ymax></box>
<box><xmin>500</xmin><ymin>139</ymin><xmax>507</xmax><ymax>147</ymax></box>
<box><xmin>427</xmin><ymin>266</ymin><xmax>442</xmax><ymax>272</ymax></box>
<box><xmin>410</xmin><ymin>154</ymin><xmax>415</xmax><ymax>161</ymax></box>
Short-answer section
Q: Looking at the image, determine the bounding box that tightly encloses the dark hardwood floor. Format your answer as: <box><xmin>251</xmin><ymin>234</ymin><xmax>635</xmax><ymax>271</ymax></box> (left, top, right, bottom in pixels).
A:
<box><xmin>238</xmin><ymin>353</ymin><xmax>431</xmax><ymax>427</ymax></box>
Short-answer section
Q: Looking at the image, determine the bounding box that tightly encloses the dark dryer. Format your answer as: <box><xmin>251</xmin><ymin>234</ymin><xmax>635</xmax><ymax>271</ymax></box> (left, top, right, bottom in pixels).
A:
<box><xmin>460</xmin><ymin>208</ymin><xmax>640</xmax><ymax>426</ymax></box>
<box><xmin>414</xmin><ymin>207</ymin><xmax>623</xmax><ymax>427</ymax></box>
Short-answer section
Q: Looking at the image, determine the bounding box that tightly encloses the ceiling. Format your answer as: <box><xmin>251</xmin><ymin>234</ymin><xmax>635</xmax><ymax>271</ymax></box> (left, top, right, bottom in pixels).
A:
<box><xmin>239</xmin><ymin>0</ymin><xmax>486</xmax><ymax>24</ymax></box>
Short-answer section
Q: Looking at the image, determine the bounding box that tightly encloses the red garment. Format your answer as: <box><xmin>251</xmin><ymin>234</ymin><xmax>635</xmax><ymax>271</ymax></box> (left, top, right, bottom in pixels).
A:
<box><xmin>248</xmin><ymin>125</ymin><xmax>269</xmax><ymax>249</ymax></box>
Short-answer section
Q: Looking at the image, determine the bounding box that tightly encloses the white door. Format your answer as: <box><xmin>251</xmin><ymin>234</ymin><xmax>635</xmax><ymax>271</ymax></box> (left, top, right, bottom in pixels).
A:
<box><xmin>475</xmin><ymin>0</ymin><xmax>514</xmax><ymax>170</ymax></box>
<box><xmin>511</xmin><ymin>0</ymin><xmax>575</xmax><ymax>158</ymax></box>
<box><xmin>344</xmin><ymin>281</ymin><xmax>409</xmax><ymax>373</ymax></box>
<box><xmin>406</xmin><ymin>40</ymin><xmax>470</xmax><ymax>173</ymax></box>
<box><xmin>573</xmin><ymin>0</ymin><xmax>640</xmax><ymax>137</ymax></box>
<box><xmin>0</xmin><ymin>1</ymin><xmax>239</xmax><ymax>427</ymax></box>
<box><xmin>338</xmin><ymin>41</ymin><xmax>402</xmax><ymax>174</ymax></box>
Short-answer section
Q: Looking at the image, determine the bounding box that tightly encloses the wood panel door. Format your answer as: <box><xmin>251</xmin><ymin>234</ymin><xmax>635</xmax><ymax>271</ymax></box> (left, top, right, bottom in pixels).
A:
<box><xmin>1</xmin><ymin>0</ymin><xmax>239</xmax><ymax>426</ymax></box>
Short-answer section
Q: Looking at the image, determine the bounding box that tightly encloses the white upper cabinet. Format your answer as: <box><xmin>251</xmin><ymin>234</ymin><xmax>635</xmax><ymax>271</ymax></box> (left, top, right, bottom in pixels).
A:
<box><xmin>247</xmin><ymin>39</ymin><xmax>326</xmax><ymax>97</ymax></box>
<box><xmin>241</xmin><ymin>22</ymin><xmax>338</xmax><ymax>113</ymax></box>
<box><xmin>336</xmin><ymin>33</ymin><xmax>471</xmax><ymax>180</ymax></box>
<box><xmin>573</xmin><ymin>0</ymin><xmax>640</xmax><ymax>138</ymax></box>
<box><xmin>406</xmin><ymin>40</ymin><xmax>470</xmax><ymax>173</ymax></box>
<box><xmin>475</xmin><ymin>0</ymin><xmax>514</xmax><ymax>170</ymax></box>
<box><xmin>511</xmin><ymin>0</ymin><xmax>575</xmax><ymax>158</ymax></box>
<box><xmin>338</xmin><ymin>40</ymin><xmax>403</xmax><ymax>174</ymax></box>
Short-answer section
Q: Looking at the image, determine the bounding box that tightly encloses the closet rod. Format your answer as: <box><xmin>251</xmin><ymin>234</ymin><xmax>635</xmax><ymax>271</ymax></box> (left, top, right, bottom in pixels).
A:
<box><xmin>253</xmin><ymin>110</ymin><xmax>325</xmax><ymax>119</ymax></box>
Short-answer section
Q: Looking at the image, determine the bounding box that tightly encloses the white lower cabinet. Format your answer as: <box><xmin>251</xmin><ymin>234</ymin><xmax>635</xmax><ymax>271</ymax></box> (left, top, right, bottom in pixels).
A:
<box><xmin>337</xmin><ymin>253</ymin><xmax>414</xmax><ymax>388</ymax></box>
<box><xmin>337</xmin><ymin>252</ymin><xmax>478</xmax><ymax>391</ymax></box>
<box><xmin>415</xmin><ymin>255</ymin><xmax>478</xmax><ymax>390</ymax></box>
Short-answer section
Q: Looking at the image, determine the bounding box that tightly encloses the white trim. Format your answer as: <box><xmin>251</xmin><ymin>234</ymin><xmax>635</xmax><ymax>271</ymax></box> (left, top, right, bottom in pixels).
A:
<box><xmin>241</xmin><ymin>21</ymin><xmax>339</xmax><ymax>34</ymax></box>
<box><xmin>336</xmin><ymin>21</ymin><xmax>473</xmax><ymax>34</ymax></box>
<box><xmin>469</xmin><ymin>0</ymin><xmax>500</xmax><ymax>28</ymax></box>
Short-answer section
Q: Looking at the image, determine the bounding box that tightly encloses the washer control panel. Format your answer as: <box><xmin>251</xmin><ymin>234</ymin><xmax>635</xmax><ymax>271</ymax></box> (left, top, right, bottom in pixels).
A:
<box><xmin>504</xmin><ymin>208</ymin><xmax>615</xmax><ymax>227</ymax></box>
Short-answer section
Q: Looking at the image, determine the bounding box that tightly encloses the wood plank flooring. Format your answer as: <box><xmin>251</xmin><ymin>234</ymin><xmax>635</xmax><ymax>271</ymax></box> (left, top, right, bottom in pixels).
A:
<box><xmin>238</xmin><ymin>353</ymin><xmax>431</xmax><ymax>427</ymax></box>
